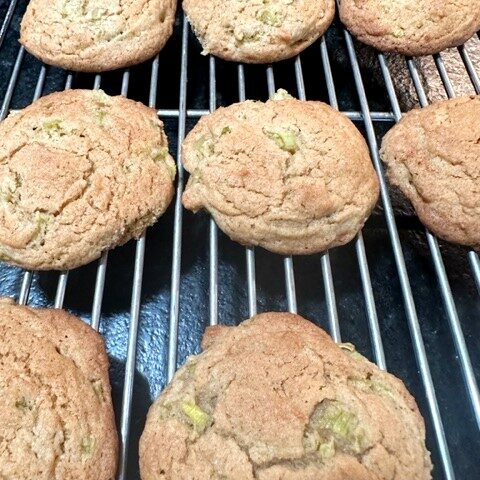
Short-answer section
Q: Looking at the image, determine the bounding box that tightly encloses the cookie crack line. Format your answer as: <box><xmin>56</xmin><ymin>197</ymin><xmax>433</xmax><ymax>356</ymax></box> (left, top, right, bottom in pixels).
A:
<box><xmin>1</xmin><ymin>345</ymin><xmax>71</xmax><ymax>477</ymax></box>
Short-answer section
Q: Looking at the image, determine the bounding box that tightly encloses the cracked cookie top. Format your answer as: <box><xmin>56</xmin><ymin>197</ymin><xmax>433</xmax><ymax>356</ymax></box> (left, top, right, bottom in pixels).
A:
<box><xmin>381</xmin><ymin>95</ymin><xmax>480</xmax><ymax>250</ymax></box>
<box><xmin>0</xmin><ymin>89</ymin><xmax>176</xmax><ymax>270</ymax></box>
<box><xmin>0</xmin><ymin>298</ymin><xmax>117</xmax><ymax>480</ymax></box>
<box><xmin>182</xmin><ymin>92</ymin><xmax>379</xmax><ymax>255</ymax></box>
<box><xmin>340</xmin><ymin>0</ymin><xmax>480</xmax><ymax>56</ymax></box>
<box><xmin>140</xmin><ymin>312</ymin><xmax>432</xmax><ymax>480</ymax></box>
<box><xmin>20</xmin><ymin>0</ymin><xmax>176</xmax><ymax>72</ymax></box>
<box><xmin>183</xmin><ymin>0</ymin><xmax>335</xmax><ymax>63</ymax></box>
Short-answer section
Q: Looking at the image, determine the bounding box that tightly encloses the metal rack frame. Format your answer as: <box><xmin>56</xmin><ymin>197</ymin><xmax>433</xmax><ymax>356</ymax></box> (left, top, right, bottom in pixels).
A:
<box><xmin>1</xmin><ymin>3</ymin><xmax>479</xmax><ymax>479</ymax></box>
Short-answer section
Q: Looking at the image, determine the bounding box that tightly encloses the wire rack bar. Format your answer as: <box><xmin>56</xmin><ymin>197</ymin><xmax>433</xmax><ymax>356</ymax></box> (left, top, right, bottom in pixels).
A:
<box><xmin>167</xmin><ymin>15</ymin><xmax>189</xmax><ymax>381</ymax></box>
<box><xmin>404</xmin><ymin>57</ymin><xmax>480</xmax><ymax>429</ymax></box>
<box><xmin>459</xmin><ymin>45</ymin><xmax>480</xmax><ymax>92</ymax></box>
<box><xmin>319</xmin><ymin>38</ymin><xmax>386</xmax><ymax>368</ymax></box>
<box><xmin>93</xmin><ymin>73</ymin><xmax>101</xmax><ymax>90</ymax></box>
<box><xmin>265</xmin><ymin>66</ymin><xmax>298</xmax><ymax>313</ymax></box>
<box><xmin>54</xmin><ymin>273</ymin><xmax>68</xmax><ymax>308</ymax></box>
<box><xmin>65</xmin><ymin>73</ymin><xmax>73</xmax><ymax>89</ymax></box>
<box><xmin>373</xmin><ymin>52</ymin><xmax>455</xmax><ymax>479</ymax></box>
<box><xmin>118</xmin><ymin>62</ymin><xmax>151</xmax><ymax>480</ymax></box>
<box><xmin>0</xmin><ymin>0</ymin><xmax>18</xmax><ymax>50</ymax></box>
<box><xmin>18</xmin><ymin>272</ymin><xmax>32</xmax><ymax>305</ymax></box>
<box><xmin>433</xmin><ymin>54</ymin><xmax>455</xmax><ymax>97</ymax></box>
<box><xmin>90</xmin><ymin>69</ymin><xmax>131</xmax><ymax>330</ymax></box>
<box><xmin>208</xmin><ymin>55</ymin><xmax>219</xmax><ymax>327</ymax></box>
<box><xmin>295</xmin><ymin>56</ymin><xmax>340</xmax><ymax>337</ymax></box>
<box><xmin>118</xmin><ymin>237</ymin><xmax>144</xmax><ymax>480</ymax></box>
<box><xmin>52</xmin><ymin>76</ymin><xmax>75</xmax><ymax>310</ymax></box>
<box><xmin>91</xmin><ymin>68</ymin><xmax>132</xmax><ymax>331</ymax></box>
<box><xmin>0</xmin><ymin>47</ymin><xmax>24</xmax><ymax>120</ymax></box>
<box><xmin>237</xmin><ymin>64</ymin><xmax>258</xmax><ymax>317</ymax></box>
<box><xmin>91</xmin><ymin>253</ymin><xmax>107</xmax><ymax>331</ymax></box>
<box><xmin>156</xmin><ymin>108</ymin><xmax>396</xmax><ymax>121</ymax></box>
<box><xmin>470</xmin><ymin>252</ymin><xmax>480</xmax><ymax>295</ymax></box>
<box><xmin>85</xmin><ymin>75</ymin><xmax>114</xmax><ymax>331</ymax></box>
<box><xmin>17</xmin><ymin>65</ymin><xmax>48</xmax><ymax>305</ymax></box>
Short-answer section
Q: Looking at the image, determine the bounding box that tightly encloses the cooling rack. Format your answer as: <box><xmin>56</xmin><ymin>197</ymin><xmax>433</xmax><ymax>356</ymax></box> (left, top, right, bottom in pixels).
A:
<box><xmin>0</xmin><ymin>1</ymin><xmax>479</xmax><ymax>479</ymax></box>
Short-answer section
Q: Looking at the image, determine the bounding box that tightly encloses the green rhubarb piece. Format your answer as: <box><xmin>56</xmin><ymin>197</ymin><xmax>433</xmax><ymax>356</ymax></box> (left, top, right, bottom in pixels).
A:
<box><xmin>96</xmin><ymin>110</ymin><xmax>107</xmax><ymax>125</ymax></box>
<box><xmin>181</xmin><ymin>401</ymin><xmax>212</xmax><ymax>433</ymax></box>
<box><xmin>263</xmin><ymin>127</ymin><xmax>298</xmax><ymax>153</ymax></box>
<box><xmin>271</xmin><ymin>89</ymin><xmax>294</xmax><ymax>101</ymax></box>
<box><xmin>91</xmin><ymin>379</ymin><xmax>105</xmax><ymax>401</ymax></box>
<box><xmin>259</xmin><ymin>9</ymin><xmax>282</xmax><ymax>27</ymax></box>
<box><xmin>15</xmin><ymin>397</ymin><xmax>33</xmax><ymax>412</ymax></box>
<box><xmin>152</xmin><ymin>147</ymin><xmax>169</xmax><ymax>162</ymax></box>
<box><xmin>43</xmin><ymin>119</ymin><xmax>62</xmax><ymax>133</ymax></box>
<box><xmin>81</xmin><ymin>436</ymin><xmax>95</xmax><ymax>455</ymax></box>
<box><xmin>318</xmin><ymin>438</ymin><xmax>335</xmax><ymax>460</ymax></box>
<box><xmin>339</xmin><ymin>342</ymin><xmax>365</xmax><ymax>361</ymax></box>
<box><xmin>315</xmin><ymin>400</ymin><xmax>367</xmax><ymax>454</ymax></box>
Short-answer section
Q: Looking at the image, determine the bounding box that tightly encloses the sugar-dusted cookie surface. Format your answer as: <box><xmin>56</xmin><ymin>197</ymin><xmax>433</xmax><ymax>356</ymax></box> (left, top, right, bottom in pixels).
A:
<box><xmin>0</xmin><ymin>89</ymin><xmax>176</xmax><ymax>270</ymax></box>
<box><xmin>184</xmin><ymin>0</ymin><xmax>335</xmax><ymax>63</ymax></box>
<box><xmin>381</xmin><ymin>95</ymin><xmax>480</xmax><ymax>250</ymax></box>
<box><xmin>182</xmin><ymin>92</ymin><xmax>379</xmax><ymax>255</ymax></box>
<box><xmin>140</xmin><ymin>312</ymin><xmax>432</xmax><ymax>480</ymax></box>
<box><xmin>0</xmin><ymin>298</ymin><xmax>118</xmax><ymax>480</ymax></box>
<box><xmin>20</xmin><ymin>0</ymin><xmax>177</xmax><ymax>72</ymax></box>
<box><xmin>340</xmin><ymin>0</ymin><xmax>480</xmax><ymax>56</ymax></box>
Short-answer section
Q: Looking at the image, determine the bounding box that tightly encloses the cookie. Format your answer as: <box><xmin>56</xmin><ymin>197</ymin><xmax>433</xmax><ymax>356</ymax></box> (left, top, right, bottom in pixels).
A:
<box><xmin>140</xmin><ymin>312</ymin><xmax>432</xmax><ymax>480</ymax></box>
<box><xmin>380</xmin><ymin>95</ymin><xmax>480</xmax><ymax>250</ymax></box>
<box><xmin>0</xmin><ymin>89</ymin><xmax>176</xmax><ymax>270</ymax></box>
<box><xmin>182</xmin><ymin>91</ymin><xmax>379</xmax><ymax>255</ymax></box>
<box><xmin>0</xmin><ymin>297</ymin><xmax>118</xmax><ymax>480</ymax></box>
<box><xmin>183</xmin><ymin>0</ymin><xmax>335</xmax><ymax>63</ymax></box>
<box><xmin>339</xmin><ymin>0</ymin><xmax>480</xmax><ymax>56</ymax></box>
<box><xmin>20</xmin><ymin>0</ymin><xmax>176</xmax><ymax>72</ymax></box>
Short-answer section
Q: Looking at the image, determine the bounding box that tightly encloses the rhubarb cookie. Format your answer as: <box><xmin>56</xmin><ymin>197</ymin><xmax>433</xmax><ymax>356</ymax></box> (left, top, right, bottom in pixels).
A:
<box><xmin>0</xmin><ymin>89</ymin><xmax>176</xmax><ymax>270</ymax></box>
<box><xmin>20</xmin><ymin>0</ymin><xmax>177</xmax><ymax>72</ymax></box>
<box><xmin>182</xmin><ymin>91</ymin><xmax>379</xmax><ymax>255</ymax></box>
<box><xmin>140</xmin><ymin>312</ymin><xmax>432</xmax><ymax>480</ymax></box>
<box><xmin>183</xmin><ymin>0</ymin><xmax>335</xmax><ymax>63</ymax></box>
<box><xmin>340</xmin><ymin>0</ymin><xmax>480</xmax><ymax>56</ymax></box>
<box><xmin>381</xmin><ymin>95</ymin><xmax>480</xmax><ymax>250</ymax></box>
<box><xmin>0</xmin><ymin>298</ymin><xmax>118</xmax><ymax>480</ymax></box>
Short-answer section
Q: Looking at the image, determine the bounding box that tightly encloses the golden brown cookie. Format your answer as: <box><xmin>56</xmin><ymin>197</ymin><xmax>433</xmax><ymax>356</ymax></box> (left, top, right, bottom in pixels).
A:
<box><xmin>182</xmin><ymin>92</ymin><xmax>379</xmax><ymax>255</ymax></box>
<box><xmin>340</xmin><ymin>0</ymin><xmax>480</xmax><ymax>56</ymax></box>
<box><xmin>140</xmin><ymin>312</ymin><xmax>432</xmax><ymax>480</ymax></box>
<box><xmin>20</xmin><ymin>0</ymin><xmax>177</xmax><ymax>72</ymax></box>
<box><xmin>183</xmin><ymin>0</ymin><xmax>335</xmax><ymax>63</ymax></box>
<box><xmin>0</xmin><ymin>89</ymin><xmax>176</xmax><ymax>270</ymax></box>
<box><xmin>381</xmin><ymin>95</ymin><xmax>480</xmax><ymax>250</ymax></box>
<box><xmin>0</xmin><ymin>297</ymin><xmax>118</xmax><ymax>480</ymax></box>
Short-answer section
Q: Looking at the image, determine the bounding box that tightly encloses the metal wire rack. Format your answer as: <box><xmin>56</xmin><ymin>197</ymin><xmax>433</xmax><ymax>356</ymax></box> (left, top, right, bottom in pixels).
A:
<box><xmin>0</xmin><ymin>2</ymin><xmax>479</xmax><ymax>479</ymax></box>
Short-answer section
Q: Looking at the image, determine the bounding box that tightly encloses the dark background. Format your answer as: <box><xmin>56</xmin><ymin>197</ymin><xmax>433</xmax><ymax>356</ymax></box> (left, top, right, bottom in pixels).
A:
<box><xmin>0</xmin><ymin>1</ymin><xmax>479</xmax><ymax>479</ymax></box>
